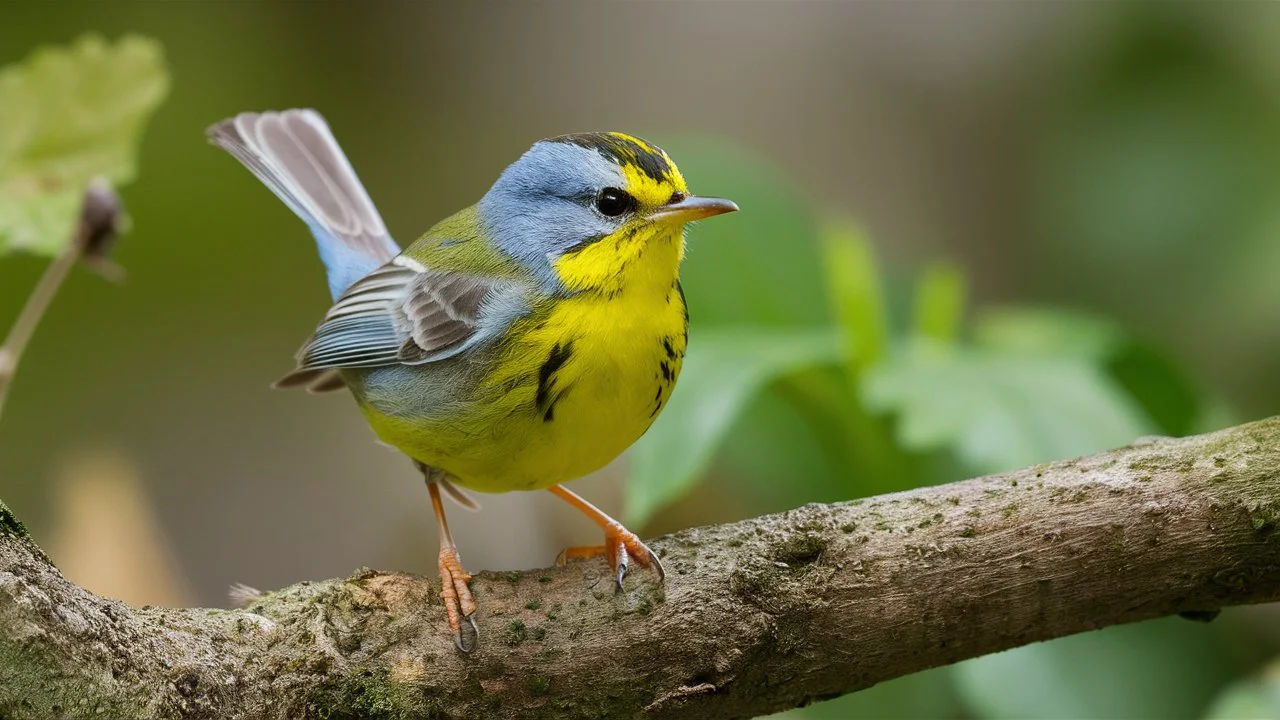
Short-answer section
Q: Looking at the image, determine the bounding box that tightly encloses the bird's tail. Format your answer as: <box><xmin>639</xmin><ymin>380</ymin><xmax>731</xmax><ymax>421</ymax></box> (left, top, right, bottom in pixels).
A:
<box><xmin>207</xmin><ymin>109</ymin><xmax>401</xmax><ymax>300</ymax></box>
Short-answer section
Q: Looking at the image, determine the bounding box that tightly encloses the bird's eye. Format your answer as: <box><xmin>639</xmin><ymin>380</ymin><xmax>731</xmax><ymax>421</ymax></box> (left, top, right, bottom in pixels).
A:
<box><xmin>596</xmin><ymin>187</ymin><xmax>635</xmax><ymax>217</ymax></box>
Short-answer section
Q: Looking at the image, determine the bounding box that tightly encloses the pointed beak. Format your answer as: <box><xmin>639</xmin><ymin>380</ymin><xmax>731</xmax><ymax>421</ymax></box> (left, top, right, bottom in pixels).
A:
<box><xmin>649</xmin><ymin>195</ymin><xmax>739</xmax><ymax>223</ymax></box>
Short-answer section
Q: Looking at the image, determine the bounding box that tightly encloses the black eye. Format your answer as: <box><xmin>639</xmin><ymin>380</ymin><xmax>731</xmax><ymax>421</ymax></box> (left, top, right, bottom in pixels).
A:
<box><xmin>596</xmin><ymin>187</ymin><xmax>635</xmax><ymax>217</ymax></box>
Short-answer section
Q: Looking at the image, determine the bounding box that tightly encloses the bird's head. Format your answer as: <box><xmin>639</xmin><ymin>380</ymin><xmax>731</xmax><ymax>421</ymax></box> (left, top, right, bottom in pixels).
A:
<box><xmin>477</xmin><ymin>132</ymin><xmax>737</xmax><ymax>293</ymax></box>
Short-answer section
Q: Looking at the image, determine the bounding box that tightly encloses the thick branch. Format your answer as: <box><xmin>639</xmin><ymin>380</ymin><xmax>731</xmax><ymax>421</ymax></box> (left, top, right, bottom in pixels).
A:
<box><xmin>4</xmin><ymin>418</ymin><xmax>1280</xmax><ymax>719</ymax></box>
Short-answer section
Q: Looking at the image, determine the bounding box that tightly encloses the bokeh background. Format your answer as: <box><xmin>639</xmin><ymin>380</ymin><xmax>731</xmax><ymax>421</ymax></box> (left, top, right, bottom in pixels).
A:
<box><xmin>3</xmin><ymin>3</ymin><xmax>1280</xmax><ymax>718</ymax></box>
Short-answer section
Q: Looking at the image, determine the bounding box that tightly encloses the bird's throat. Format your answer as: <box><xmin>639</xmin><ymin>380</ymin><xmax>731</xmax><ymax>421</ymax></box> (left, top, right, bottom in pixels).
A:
<box><xmin>552</xmin><ymin>223</ymin><xmax>685</xmax><ymax>298</ymax></box>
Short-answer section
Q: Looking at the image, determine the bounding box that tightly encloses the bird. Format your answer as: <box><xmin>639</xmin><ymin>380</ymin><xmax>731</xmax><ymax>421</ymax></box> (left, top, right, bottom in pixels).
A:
<box><xmin>207</xmin><ymin>109</ymin><xmax>737</xmax><ymax>651</ymax></box>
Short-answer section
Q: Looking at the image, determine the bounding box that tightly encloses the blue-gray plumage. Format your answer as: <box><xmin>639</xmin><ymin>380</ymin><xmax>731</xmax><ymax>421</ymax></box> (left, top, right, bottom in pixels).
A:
<box><xmin>477</xmin><ymin>139</ymin><xmax>634</xmax><ymax>292</ymax></box>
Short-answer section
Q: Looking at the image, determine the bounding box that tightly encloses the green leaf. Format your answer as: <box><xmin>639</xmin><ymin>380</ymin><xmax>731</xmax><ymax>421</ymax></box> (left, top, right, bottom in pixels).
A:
<box><xmin>913</xmin><ymin>263</ymin><xmax>967</xmax><ymax>345</ymax></box>
<box><xmin>954</xmin><ymin>617</ymin><xmax>1248</xmax><ymax>719</ymax></box>
<box><xmin>974</xmin><ymin>307</ymin><xmax>1203</xmax><ymax>436</ymax></box>
<box><xmin>718</xmin><ymin>373</ymin><xmax>860</xmax><ymax>509</ymax></box>
<box><xmin>0</xmin><ymin>34</ymin><xmax>169</xmax><ymax>256</ymax></box>
<box><xmin>625</xmin><ymin>328</ymin><xmax>841</xmax><ymax>526</ymax></box>
<box><xmin>972</xmin><ymin>307</ymin><xmax>1125</xmax><ymax>360</ymax></box>
<box><xmin>1107</xmin><ymin>340</ymin><xmax>1202</xmax><ymax>437</ymax></box>
<box><xmin>863</xmin><ymin>338</ymin><xmax>1152</xmax><ymax>475</ymax></box>
<box><xmin>822</xmin><ymin>221</ymin><xmax>888</xmax><ymax>377</ymax></box>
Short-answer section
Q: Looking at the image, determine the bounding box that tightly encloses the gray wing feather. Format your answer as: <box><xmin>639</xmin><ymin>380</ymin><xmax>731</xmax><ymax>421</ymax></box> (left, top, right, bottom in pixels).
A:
<box><xmin>277</xmin><ymin>261</ymin><xmax>519</xmax><ymax>386</ymax></box>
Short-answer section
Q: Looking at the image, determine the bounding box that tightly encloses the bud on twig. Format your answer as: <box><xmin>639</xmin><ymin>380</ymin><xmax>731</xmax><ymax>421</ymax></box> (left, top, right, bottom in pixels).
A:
<box><xmin>76</xmin><ymin>177</ymin><xmax>128</xmax><ymax>282</ymax></box>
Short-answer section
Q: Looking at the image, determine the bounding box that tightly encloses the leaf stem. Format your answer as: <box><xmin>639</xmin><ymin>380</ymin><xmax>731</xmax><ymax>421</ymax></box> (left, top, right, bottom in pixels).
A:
<box><xmin>0</xmin><ymin>243</ymin><xmax>80</xmax><ymax>424</ymax></box>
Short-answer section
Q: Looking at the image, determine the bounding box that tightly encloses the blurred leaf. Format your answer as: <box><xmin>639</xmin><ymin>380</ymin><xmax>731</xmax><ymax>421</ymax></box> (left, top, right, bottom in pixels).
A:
<box><xmin>913</xmin><ymin>263</ymin><xmax>967</xmax><ymax>345</ymax></box>
<box><xmin>974</xmin><ymin>308</ymin><xmax>1203</xmax><ymax>436</ymax></box>
<box><xmin>823</xmin><ymin>221</ymin><xmax>888</xmax><ymax>377</ymax></box>
<box><xmin>1107</xmin><ymin>341</ymin><xmax>1201</xmax><ymax>437</ymax></box>
<box><xmin>769</xmin><ymin>666</ymin><xmax>963</xmax><ymax>720</ymax></box>
<box><xmin>954</xmin><ymin>618</ymin><xmax>1248</xmax><ymax>719</ymax></box>
<box><xmin>662</xmin><ymin>136</ymin><xmax>829</xmax><ymax>328</ymax></box>
<box><xmin>863</xmin><ymin>337</ymin><xmax>1152</xmax><ymax>475</ymax></box>
<box><xmin>0</xmin><ymin>34</ymin><xmax>168</xmax><ymax>256</ymax></box>
<box><xmin>1204</xmin><ymin>658</ymin><xmax>1280</xmax><ymax>720</ymax></box>
<box><xmin>626</xmin><ymin>328</ymin><xmax>841</xmax><ymax>526</ymax></box>
<box><xmin>973</xmin><ymin>307</ymin><xmax>1125</xmax><ymax>360</ymax></box>
<box><xmin>720</xmin><ymin>373</ymin><xmax>858</xmax><ymax>511</ymax></box>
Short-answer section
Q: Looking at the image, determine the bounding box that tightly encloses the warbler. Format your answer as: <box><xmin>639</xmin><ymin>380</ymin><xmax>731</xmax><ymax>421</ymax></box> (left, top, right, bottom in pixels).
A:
<box><xmin>208</xmin><ymin>109</ymin><xmax>736</xmax><ymax>650</ymax></box>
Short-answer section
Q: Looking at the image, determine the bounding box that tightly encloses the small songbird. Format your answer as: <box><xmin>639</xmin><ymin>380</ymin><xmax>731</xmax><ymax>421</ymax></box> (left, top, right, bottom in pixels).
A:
<box><xmin>208</xmin><ymin>110</ymin><xmax>737</xmax><ymax>650</ymax></box>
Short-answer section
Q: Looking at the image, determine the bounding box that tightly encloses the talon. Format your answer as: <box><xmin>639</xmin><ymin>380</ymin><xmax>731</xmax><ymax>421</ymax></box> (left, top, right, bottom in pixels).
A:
<box><xmin>454</xmin><ymin>614</ymin><xmax>479</xmax><ymax>653</ymax></box>
<box><xmin>615</xmin><ymin>550</ymin><xmax>628</xmax><ymax>593</ymax></box>
<box><xmin>646</xmin><ymin>546</ymin><xmax>666</xmax><ymax>583</ymax></box>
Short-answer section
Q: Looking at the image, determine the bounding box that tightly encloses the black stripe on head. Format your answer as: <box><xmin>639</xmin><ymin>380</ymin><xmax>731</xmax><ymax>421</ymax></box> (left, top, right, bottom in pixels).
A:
<box><xmin>550</xmin><ymin>132</ymin><xmax>672</xmax><ymax>184</ymax></box>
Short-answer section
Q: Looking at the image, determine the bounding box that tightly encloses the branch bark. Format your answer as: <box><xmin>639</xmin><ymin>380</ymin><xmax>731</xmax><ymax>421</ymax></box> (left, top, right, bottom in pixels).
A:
<box><xmin>4</xmin><ymin>418</ymin><xmax>1280</xmax><ymax>719</ymax></box>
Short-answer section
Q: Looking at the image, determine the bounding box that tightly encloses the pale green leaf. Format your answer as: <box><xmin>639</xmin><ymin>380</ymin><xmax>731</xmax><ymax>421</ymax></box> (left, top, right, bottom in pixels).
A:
<box><xmin>625</xmin><ymin>328</ymin><xmax>841</xmax><ymax>526</ymax></box>
<box><xmin>0</xmin><ymin>34</ymin><xmax>168</xmax><ymax>255</ymax></box>
<box><xmin>973</xmin><ymin>307</ymin><xmax>1126</xmax><ymax>360</ymax></box>
<box><xmin>822</xmin><ymin>220</ymin><xmax>888</xmax><ymax>377</ymax></box>
<box><xmin>975</xmin><ymin>307</ymin><xmax>1205</xmax><ymax>435</ymax></box>
<box><xmin>863</xmin><ymin>338</ymin><xmax>1152</xmax><ymax>475</ymax></box>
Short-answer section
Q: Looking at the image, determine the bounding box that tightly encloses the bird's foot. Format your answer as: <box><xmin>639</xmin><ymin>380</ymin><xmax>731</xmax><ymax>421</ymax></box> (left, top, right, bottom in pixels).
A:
<box><xmin>437</xmin><ymin>545</ymin><xmax>477</xmax><ymax>652</ymax></box>
<box><xmin>557</xmin><ymin>523</ymin><xmax>665</xmax><ymax>591</ymax></box>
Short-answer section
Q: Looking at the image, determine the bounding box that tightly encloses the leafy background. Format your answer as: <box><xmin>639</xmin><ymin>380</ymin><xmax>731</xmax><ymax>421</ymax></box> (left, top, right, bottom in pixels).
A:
<box><xmin>2</xmin><ymin>3</ymin><xmax>1280</xmax><ymax>717</ymax></box>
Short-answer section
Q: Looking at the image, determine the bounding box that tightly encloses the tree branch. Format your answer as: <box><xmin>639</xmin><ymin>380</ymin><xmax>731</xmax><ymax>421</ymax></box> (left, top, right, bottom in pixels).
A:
<box><xmin>4</xmin><ymin>418</ymin><xmax>1280</xmax><ymax>719</ymax></box>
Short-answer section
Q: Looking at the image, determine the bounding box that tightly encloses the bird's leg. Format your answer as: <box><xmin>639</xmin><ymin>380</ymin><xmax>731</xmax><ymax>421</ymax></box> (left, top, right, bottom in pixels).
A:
<box><xmin>549</xmin><ymin>484</ymin><xmax>665</xmax><ymax>591</ymax></box>
<box><xmin>427</xmin><ymin>476</ymin><xmax>477</xmax><ymax>652</ymax></box>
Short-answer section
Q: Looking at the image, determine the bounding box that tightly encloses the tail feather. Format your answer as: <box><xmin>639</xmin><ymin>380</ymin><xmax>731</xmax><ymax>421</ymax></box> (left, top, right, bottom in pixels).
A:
<box><xmin>207</xmin><ymin>109</ymin><xmax>401</xmax><ymax>299</ymax></box>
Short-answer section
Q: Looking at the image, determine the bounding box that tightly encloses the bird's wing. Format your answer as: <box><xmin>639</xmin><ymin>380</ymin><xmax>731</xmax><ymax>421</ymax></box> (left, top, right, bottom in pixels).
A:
<box><xmin>207</xmin><ymin>109</ymin><xmax>401</xmax><ymax>300</ymax></box>
<box><xmin>275</xmin><ymin>258</ymin><xmax>525</xmax><ymax>389</ymax></box>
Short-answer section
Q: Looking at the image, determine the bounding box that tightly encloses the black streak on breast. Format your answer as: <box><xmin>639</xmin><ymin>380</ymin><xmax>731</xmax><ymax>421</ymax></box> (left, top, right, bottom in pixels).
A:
<box><xmin>536</xmin><ymin>341</ymin><xmax>574</xmax><ymax>422</ymax></box>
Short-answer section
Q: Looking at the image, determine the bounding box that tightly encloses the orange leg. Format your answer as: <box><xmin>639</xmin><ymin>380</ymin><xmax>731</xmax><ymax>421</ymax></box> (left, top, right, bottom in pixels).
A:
<box><xmin>428</xmin><ymin>479</ymin><xmax>477</xmax><ymax>652</ymax></box>
<box><xmin>549</xmin><ymin>484</ymin><xmax>665</xmax><ymax>590</ymax></box>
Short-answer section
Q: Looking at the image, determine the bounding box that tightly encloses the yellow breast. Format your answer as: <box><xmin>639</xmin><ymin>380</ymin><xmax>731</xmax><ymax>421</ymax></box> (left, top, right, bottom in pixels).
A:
<box><xmin>384</xmin><ymin>223</ymin><xmax>689</xmax><ymax>492</ymax></box>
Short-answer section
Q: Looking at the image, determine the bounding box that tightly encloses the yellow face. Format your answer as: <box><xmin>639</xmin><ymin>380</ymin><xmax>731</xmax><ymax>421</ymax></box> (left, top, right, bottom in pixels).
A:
<box><xmin>552</xmin><ymin>133</ymin><xmax>693</xmax><ymax>296</ymax></box>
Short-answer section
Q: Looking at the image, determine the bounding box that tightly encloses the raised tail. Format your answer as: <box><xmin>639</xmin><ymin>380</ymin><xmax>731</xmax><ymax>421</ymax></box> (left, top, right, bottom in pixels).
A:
<box><xmin>207</xmin><ymin>109</ymin><xmax>401</xmax><ymax>300</ymax></box>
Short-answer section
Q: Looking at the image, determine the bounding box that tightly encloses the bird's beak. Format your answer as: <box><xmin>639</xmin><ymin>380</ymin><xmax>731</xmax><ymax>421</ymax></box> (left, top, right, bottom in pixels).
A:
<box><xmin>649</xmin><ymin>195</ymin><xmax>739</xmax><ymax>223</ymax></box>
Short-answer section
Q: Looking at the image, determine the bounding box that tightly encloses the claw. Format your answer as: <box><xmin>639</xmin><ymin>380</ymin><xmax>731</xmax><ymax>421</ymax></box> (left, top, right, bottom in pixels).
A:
<box><xmin>645</xmin><ymin>545</ymin><xmax>666</xmax><ymax>583</ymax></box>
<box><xmin>454</xmin><ymin>614</ymin><xmax>479</xmax><ymax>653</ymax></box>
<box><xmin>615</xmin><ymin>549</ymin><xmax>628</xmax><ymax>592</ymax></box>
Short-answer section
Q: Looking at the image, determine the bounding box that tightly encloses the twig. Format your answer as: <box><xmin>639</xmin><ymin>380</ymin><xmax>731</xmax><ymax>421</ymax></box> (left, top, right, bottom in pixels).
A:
<box><xmin>0</xmin><ymin>243</ymin><xmax>78</xmax><ymax>423</ymax></box>
<box><xmin>0</xmin><ymin>179</ymin><xmax>124</xmax><ymax>424</ymax></box>
<box><xmin>2</xmin><ymin>417</ymin><xmax>1279</xmax><ymax>719</ymax></box>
